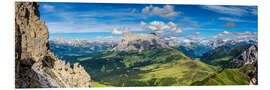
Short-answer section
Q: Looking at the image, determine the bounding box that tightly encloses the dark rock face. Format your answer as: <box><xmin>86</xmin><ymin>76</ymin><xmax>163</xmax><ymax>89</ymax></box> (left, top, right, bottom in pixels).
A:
<box><xmin>15</xmin><ymin>2</ymin><xmax>91</xmax><ymax>88</ymax></box>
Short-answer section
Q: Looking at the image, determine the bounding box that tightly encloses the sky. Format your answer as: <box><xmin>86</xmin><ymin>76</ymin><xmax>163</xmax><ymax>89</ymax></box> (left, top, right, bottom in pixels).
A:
<box><xmin>39</xmin><ymin>2</ymin><xmax>258</xmax><ymax>43</ymax></box>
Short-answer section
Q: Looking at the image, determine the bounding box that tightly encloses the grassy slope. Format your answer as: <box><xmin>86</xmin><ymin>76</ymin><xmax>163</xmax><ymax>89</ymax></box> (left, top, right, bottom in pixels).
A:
<box><xmin>79</xmin><ymin>48</ymin><xmax>220</xmax><ymax>87</ymax></box>
<box><xmin>191</xmin><ymin>64</ymin><xmax>255</xmax><ymax>85</ymax></box>
<box><xmin>200</xmin><ymin>44</ymin><xmax>251</xmax><ymax>67</ymax></box>
<box><xmin>91</xmin><ymin>81</ymin><xmax>114</xmax><ymax>87</ymax></box>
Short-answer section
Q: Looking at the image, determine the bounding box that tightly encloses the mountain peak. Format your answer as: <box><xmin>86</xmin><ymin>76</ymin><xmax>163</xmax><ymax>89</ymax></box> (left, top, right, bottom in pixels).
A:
<box><xmin>112</xmin><ymin>32</ymin><xmax>169</xmax><ymax>52</ymax></box>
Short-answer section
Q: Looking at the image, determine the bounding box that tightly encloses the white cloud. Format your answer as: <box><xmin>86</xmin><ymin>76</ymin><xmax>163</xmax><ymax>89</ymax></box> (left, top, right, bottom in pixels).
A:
<box><xmin>223</xmin><ymin>31</ymin><xmax>230</xmax><ymax>34</ymax></box>
<box><xmin>170</xmin><ymin>28</ymin><xmax>183</xmax><ymax>33</ymax></box>
<box><xmin>148</xmin><ymin>21</ymin><xmax>170</xmax><ymax>31</ymax></box>
<box><xmin>142</xmin><ymin>21</ymin><xmax>182</xmax><ymax>34</ymax></box>
<box><xmin>175</xmin><ymin>29</ymin><xmax>183</xmax><ymax>33</ymax></box>
<box><xmin>41</xmin><ymin>4</ymin><xmax>55</xmax><ymax>12</ymax></box>
<box><xmin>214</xmin><ymin>31</ymin><xmax>257</xmax><ymax>40</ymax></box>
<box><xmin>168</xmin><ymin>21</ymin><xmax>178</xmax><ymax>27</ymax></box>
<box><xmin>140</xmin><ymin>21</ymin><xmax>146</xmax><ymax>27</ymax></box>
<box><xmin>112</xmin><ymin>28</ymin><xmax>124</xmax><ymax>35</ymax></box>
<box><xmin>111</xmin><ymin>27</ymin><xmax>130</xmax><ymax>35</ymax></box>
<box><xmin>218</xmin><ymin>17</ymin><xmax>256</xmax><ymax>23</ymax></box>
<box><xmin>141</xmin><ymin>5</ymin><xmax>180</xmax><ymax>19</ymax></box>
<box><xmin>201</xmin><ymin>5</ymin><xmax>257</xmax><ymax>16</ymax></box>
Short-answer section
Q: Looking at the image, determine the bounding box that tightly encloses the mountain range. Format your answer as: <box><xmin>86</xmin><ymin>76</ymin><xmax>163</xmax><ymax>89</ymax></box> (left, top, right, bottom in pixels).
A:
<box><xmin>49</xmin><ymin>31</ymin><xmax>258</xmax><ymax>86</ymax></box>
<box><xmin>16</xmin><ymin>2</ymin><xmax>258</xmax><ymax>88</ymax></box>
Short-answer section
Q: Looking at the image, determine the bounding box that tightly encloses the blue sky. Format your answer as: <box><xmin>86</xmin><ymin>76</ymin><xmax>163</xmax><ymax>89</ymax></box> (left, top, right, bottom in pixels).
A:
<box><xmin>39</xmin><ymin>2</ymin><xmax>257</xmax><ymax>42</ymax></box>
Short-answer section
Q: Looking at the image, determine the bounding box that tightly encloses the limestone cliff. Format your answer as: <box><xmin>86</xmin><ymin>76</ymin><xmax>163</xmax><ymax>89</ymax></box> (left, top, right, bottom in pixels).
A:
<box><xmin>230</xmin><ymin>45</ymin><xmax>258</xmax><ymax>68</ymax></box>
<box><xmin>112</xmin><ymin>32</ymin><xmax>169</xmax><ymax>52</ymax></box>
<box><xmin>15</xmin><ymin>2</ymin><xmax>91</xmax><ymax>88</ymax></box>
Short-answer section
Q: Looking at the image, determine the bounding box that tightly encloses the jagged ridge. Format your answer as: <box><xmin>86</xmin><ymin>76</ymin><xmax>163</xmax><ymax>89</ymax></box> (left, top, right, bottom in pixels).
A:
<box><xmin>15</xmin><ymin>2</ymin><xmax>91</xmax><ymax>88</ymax></box>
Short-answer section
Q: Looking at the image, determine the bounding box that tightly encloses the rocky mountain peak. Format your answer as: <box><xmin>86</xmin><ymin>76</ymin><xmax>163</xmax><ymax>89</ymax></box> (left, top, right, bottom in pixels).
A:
<box><xmin>229</xmin><ymin>45</ymin><xmax>258</xmax><ymax>68</ymax></box>
<box><xmin>112</xmin><ymin>32</ymin><xmax>169</xmax><ymax>52</ymax></box>
<box><xmin>15</xmin><ymin>2</ymin><xmax>91</xmax><ymax>88</ymax></box>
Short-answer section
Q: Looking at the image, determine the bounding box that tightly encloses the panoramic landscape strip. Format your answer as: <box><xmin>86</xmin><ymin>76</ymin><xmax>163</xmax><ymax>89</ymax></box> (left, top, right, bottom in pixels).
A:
<box><xmin>15</xmin><ymin>2</ymin><xmax>257</xmax><ymax>88</ymax></box>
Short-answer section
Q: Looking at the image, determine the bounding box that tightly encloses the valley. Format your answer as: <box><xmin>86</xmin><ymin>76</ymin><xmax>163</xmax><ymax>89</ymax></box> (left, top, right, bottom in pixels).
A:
<box><xmin>49</xmin><ymin>33</ymin><xmax>258</xmax><ymax>87</ymax></box>
<box><xmin>14</xmin><ymin>2</ymin><xmax>259</xmax><ymax>88</ymax></box>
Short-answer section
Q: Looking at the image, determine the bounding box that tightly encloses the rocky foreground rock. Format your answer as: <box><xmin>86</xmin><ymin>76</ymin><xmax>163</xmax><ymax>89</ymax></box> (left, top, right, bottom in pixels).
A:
<box><xmin>112</xmin><ymin>32</ymin><xmax>169</xmax><ymax>52</ymax></box>
<box><xmin>15</xmin><ymin>2</ymin><xmax>91</xmax><ymax>88</ymax></box>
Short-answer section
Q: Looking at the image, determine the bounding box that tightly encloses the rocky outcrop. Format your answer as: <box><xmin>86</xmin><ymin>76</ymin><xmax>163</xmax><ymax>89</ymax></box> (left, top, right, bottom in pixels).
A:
<box><xmin>249</xmin><ymin>61</ymin><xmax>258</xmax><ymax>85</ymax></box>
<box><xmin>228</xmin><ymin>45</ymin><xmax>258</xmax><ymax>85</ymax></box>
<box><xmin>112</xmin><ymin>32</ymin><xmax>169</xmax><ymax>52</ymax></box>
<box><xmin>15</xmin><ymin>2</ymin><xmax>91</xmax><ymax>88</ymax></box>
<box><xmin>229</xmin><ymin>45</ymin><xmax>258</xmax><ymax>68</ymax></box>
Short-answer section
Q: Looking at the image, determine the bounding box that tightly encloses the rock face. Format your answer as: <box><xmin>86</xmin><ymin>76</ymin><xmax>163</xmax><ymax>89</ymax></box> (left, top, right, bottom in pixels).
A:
<box><xmin>230</xmin><ymin>45</ymin><xmax>258</xmax><ymax>68</ymax></box>
<box><xmin>15</xmin><ymin>2</ymin><xmax>91</xmax><ymax>88</ymax></box>
<box><xmin>164</xmin><ymin>40</ymin><xmax>180</xmax><ymax>47</ymax></box>
<box><xmin>249</xmin><ymin>61</ymin><xmax>258</xmax><ymax>85</ymax></box>
<box><xmin>112</xmin><ymin>32</ymin><xmax>168</xmax><ymax>52</ymax></box>
<box><xmin>229</xmin><ymin>45</ymin><xmax>258</xmax><ymax>85</ymax></box>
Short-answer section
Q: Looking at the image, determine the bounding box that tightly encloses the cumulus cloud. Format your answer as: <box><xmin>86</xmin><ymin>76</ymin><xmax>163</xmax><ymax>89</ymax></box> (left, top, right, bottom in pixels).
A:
<box><xmin>148</xmin><ymin>21</ymin><xmax>170</xmax><ymax>31</ymax></box>
<box><xmin>111</xmin><ymin>27</ymin><xmax>130</xmax><ymax>35</ymax></box>
<box><xmin>142</xmin><ymin>21</ymin><xmax>182</xmax><ymax>34</ymax></box>
<box><xmin>168</xmin><ymin>21</ymin><xmax>178</xmax><ymax>27</ymax></box>
<box><xmin>223</xmin><ymin>31</ymin><xmax>230</xmax><ymax>34</ymax></box>
<box><xmin>141</xmin><ymin>5</ymin><xmax>180</xmax><ymax>19</ymax></box>
<box><xmin>223</xmin><ymin>22</ymin><xmax>237</xmax><ymax>28</ymax></box>
<box><xmin>201</xmin><ymin>5</ymin><xmax>257</xmax><ymax>16</ymax></box>
<box><xmin>170</xmin><ymin>28</ymin><xmax>183</xmax><ymax>33</ymax></box>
